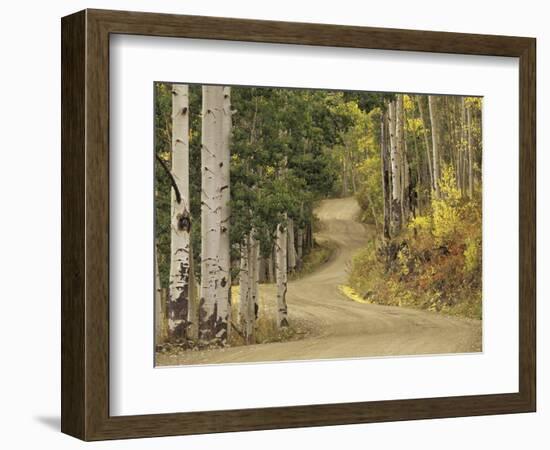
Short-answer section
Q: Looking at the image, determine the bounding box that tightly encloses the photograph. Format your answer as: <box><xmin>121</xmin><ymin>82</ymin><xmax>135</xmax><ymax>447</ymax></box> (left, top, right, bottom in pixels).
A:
<box><xmin>154</xmin><ymin>83</ymin><xmax>483</xmax><ymax>366</ymax></box>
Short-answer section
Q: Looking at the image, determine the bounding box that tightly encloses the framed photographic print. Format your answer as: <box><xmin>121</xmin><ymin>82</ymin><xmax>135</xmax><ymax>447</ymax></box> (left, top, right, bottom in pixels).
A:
<box><xmin>61</xmin><ymin>9</ymin><xmax>536</xmax><ymax>441</ymax></box>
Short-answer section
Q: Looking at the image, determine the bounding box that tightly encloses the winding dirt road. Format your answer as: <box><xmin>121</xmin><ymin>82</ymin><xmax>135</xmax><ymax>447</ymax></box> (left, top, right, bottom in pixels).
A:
<box><xmin>158</xmin><ymin>197</ymin><xmax>481</xmax><ymax>366</ymax></box>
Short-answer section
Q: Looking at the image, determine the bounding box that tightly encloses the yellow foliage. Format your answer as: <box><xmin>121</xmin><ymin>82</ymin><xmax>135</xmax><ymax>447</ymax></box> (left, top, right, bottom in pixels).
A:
<box><xmin>432</xmin><ymin>166</ymin><xmax>462</xmax><ymax>245</ymax></box>
<box><xmin>406</xmin><ymin>117</ymin><xmax>423</xmax><ymax>134</ymax></box>
<box><xmin>464</xmin><ymin>237</ymin><xmax>481</xmax><ymax>274</ymax></box>
<box><xmin>408</xmin><ymin>215</ymin><xmax>432</xmax><ymax>234</ymax></box>
<box><xmin>403</xmin><ymin>94</ymin><xmax>414</xmax><ymax>111</ymax></box>
<box><xmin>338</xmin><ymin>285</ymin><xmax>370</xmax><ymax>304</ymax></box>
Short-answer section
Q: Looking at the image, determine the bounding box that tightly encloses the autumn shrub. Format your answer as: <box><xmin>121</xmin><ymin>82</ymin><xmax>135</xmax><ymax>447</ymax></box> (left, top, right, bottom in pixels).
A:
<box><xmin>348</xmin><ymin>166</ymin><xmax>482</xmax><ymax>319</ymax></box>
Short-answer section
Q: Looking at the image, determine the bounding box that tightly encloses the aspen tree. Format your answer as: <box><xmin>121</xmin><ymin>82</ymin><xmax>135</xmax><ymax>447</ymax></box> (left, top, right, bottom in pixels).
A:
<box><xmin>389</xmin><ymin>99</ymin><xmax>402</xmax><ymax>234</ymax></box>
<box><xmin>275</xmin><ymin>220</ymin><xmax>289</xmax><ymax>328</ymax></box>
<box><xmin>428</xmin><ymin>95</ymin><xmax>441</xmax><ymax>198</ymax></box>
<box><xmin>168</xmin><ymin>84</ymin><xmax>193</xmax><ymax>341</ymax></box>
<box><xmin>416</xmin><ymin>96</ymin><xmax>434</xmax><ymax>191</ymax></box>
<box><xmin>220</xmin><ymin>86</ymin><xmax>232</xmax><ymax>340</ymax></box>
<box><xmin>199</xmin><ymin>85</ymin><xmax>230</xmax><ymax>344</ymax></box>
<box><xmin>467</xmin><ymin>103</ymin><xmax>474</xmax><ymax>198</ymax></box>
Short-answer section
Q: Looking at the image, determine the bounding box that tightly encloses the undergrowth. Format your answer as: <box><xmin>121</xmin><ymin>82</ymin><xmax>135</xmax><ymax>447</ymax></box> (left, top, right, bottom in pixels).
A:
<box><xmin>349</xmin><ymin>167</ymin><xmax>482</xmax><ymax>320</ymax></box>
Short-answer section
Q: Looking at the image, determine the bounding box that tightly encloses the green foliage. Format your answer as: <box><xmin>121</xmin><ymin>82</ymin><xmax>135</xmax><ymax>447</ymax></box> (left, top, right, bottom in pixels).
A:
<box><xmin>154</xmin><ymin>84</ymin><xmax>484</xmax><ymax>324</ymax></box>
<box><xmin>155</xmin><ymin>84</ymin><xmax>372</xmax><ymax>281</ymax></box>
<box><xmin>355</xmin><ymin>156</ymin><xmax>383</xmax><ymax>224</ymax></box>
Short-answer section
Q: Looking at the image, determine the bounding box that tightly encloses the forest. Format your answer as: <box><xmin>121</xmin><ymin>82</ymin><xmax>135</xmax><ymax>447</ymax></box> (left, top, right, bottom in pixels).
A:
<box><xmin>154</xmin><ymin>83</ymin><xmax>483</xmax><ymax>364</ymax></box>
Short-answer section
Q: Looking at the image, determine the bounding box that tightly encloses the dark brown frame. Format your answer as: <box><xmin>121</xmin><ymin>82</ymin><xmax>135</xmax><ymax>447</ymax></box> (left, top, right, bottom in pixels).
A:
<box><xmin>61</xmin><ymin>8</ymin><xmax>536</xmax><ymax>441</ymax></box>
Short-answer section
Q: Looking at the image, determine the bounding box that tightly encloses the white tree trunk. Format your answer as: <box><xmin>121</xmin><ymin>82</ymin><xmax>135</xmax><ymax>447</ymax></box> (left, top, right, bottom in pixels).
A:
<box><xmin>428</xmin><ymin>95</ymin><xmax>441</xmax><ymax>198</ymax></box>
<box><xmin>275</xmin><ymin>221</ymin><xmax>289</xmax><ymax>328</ymax></box>
<box><xmin>239</xmin><ymin>231</ymin><xmax>259</xmax><ymax>344</ymax></box>
<box><xmin>287</xmin><ymin>218</ymin><xmax>296</xmax><ymax>272</ymax></box>
<box><xmin>239</xmin><ymin>236</ymin><xmax>252</xmax><ymax>342</ymax></box>
<box><xmin>168</xmin><ymin>84</ymin><xmax>192</xmax><ymax>341</ymax></box>
<box><xmin>220</xmin><ymin>86</ymin><xmax>232</xmax><ymax>340</ymax></box>
<box><xmin>199</xmin><ymin>85</ymin><xmax>230</xmax><ymax>344</ymax></box>
<box><xmin>249</xmin><ymin>232</ymin><xmax>260</xmax><ymax>341</ymax></box>
<box><xmin>396</xmin><ymin>95</ymin><xmax>406</xmax><ymax>222</ymax></box>
<box><xmin>467</xmin><ymin>104</ymin><xmax>474</xmax><ymax>198</ymax></box>
<box><xmin>389</xmin><ymin>99</ymin><xmax>401</xmax><ymax>234</ymax></box>
<box><xmin>416</xmin><ymin>96</ymin><xmax>434</xmax><ymax>191</ymax></box>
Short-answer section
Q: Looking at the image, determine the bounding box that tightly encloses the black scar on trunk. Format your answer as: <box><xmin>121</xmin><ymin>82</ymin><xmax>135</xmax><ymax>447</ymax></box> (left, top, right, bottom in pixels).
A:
<box><xmin>198</xmin><ymin>300</ymin><xmax>228</xmax><ymax>345</ymax></box>
<box><xmin>167</xmin><ymin>262</ymin><xmax>190</xmax><ymax>341</ymax></box>
<box><xmin>177</xmin><ymin>209</ymin><xmax>191</xmax><ymax>233</ymax></box>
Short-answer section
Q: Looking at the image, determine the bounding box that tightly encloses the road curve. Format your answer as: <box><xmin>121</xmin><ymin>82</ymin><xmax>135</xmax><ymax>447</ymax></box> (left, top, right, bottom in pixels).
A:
<box><xmin>158</xmin><ymin>197</ymin><xmax>481</xmax><ymax>366</ymax></box>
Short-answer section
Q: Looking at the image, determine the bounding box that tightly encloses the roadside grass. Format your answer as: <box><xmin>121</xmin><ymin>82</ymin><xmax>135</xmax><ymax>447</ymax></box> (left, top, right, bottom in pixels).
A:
<box><xmin>228</xmin><ymin>285</ymin><xmax>311</xmax><ymax>347</ymax></box>
<box><xmin>289</xmin><ymin>241</ymin><xmax>335</xmax><ymax>281</ymax></box>
<box><xmin>228</xmin><ymin>241</ymin><xmax>333</xmax><ymax>346</ymax></box>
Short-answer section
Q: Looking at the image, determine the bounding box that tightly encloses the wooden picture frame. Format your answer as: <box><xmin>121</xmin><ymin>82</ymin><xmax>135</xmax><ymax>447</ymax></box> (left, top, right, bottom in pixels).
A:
<box><xmin>61</xmin><ymin>8</ymin><xmax>536</xmax><ymax>441</ymax></box>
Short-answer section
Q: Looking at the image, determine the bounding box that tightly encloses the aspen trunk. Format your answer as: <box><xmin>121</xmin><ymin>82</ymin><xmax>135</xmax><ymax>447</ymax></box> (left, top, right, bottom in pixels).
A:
<box><xmin>275</xmin><ymin>221</ymin><xmax>289</xmax><ymax>328</ymax></box>
<box><xmin>249</xmin><ymin>232</ymin><xmax>260</xmax><ymax>340</ymax></box>
<box><xmin>239</xmin><ymin>236</ymin><xmax>253</xmax><ymax>343</ymax></box>
<box><xmin>459</xmin><ymin>99</ymin><xmax>467</xmax><ymax>194</ymax></box>
<box><xmin>467</xmin><ymin>104</ymin><xmax>474</xmax><ymax>198</ymax></box>
<box><xmin>396</xmin><ymin>96</ymin><xmax>407</xmax><ymax>223</ymax></box>
<box><xmin>380</xmin><ymin>111</ymin><xmax>391</xmax><ymax>239</ymax></box>
<box><xmin>389</xmin><ymin>99</ymin><xmax>402</xmax><ymax>235</ymax></box>
<box><xmin>220</xmin><ymin>86</ymin><xmax>232</xmax><ymax>340</ymax></box>
<box><xmin>402</xmin><ymin>144</ymin><xmax>411</xmax><ymax>220</ymax></box>
<box><xmin>199</xmin><ymin>85</ymin><xmax>230</xmax><ymax>344</ymax></box>
<box><xmin>428</xmin><ymin>95</ymin><xmax>441</xmax><ymax>198</ymax></box>
<box><xmin>411</xmin><ymin>121</ymin><xmax>423</xmax><ymax>216</ymax></box>
<box><xmin>287</xmin><ymin>218</ymin><xmax>297</xmax><ymax>272</ymax></box>
<box><xmin>296</xmin><ymin>226</ymin><xmax>304</xmax><ymax>270</ymax></box>
<box><xmin>187</xmin><ymin>240</ymin><xmax>199</xmax><ymax>341</ymax></box>
<box><xmin>417</xmin><ymin>96</ymin><xmax>434</xmax><ymax>191</ymax></box>
<box><xmin>168</xmin><ymin>84</ymin><xmax>193</xmax><ymax>341</ymax></box>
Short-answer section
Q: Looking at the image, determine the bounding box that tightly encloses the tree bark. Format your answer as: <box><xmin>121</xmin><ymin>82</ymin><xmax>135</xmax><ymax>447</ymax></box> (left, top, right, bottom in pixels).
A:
<box><xmin>220</xmin><ymin>86</ymin><xmax>232</xmax><ymax>340</ymax></box>
<box><xmin>168</xmin><ymin>84</ymin><xmax>193</xmax><ymax>341</ymax></box>
<box><xmin>187</xmin><ymin>240</ymin><xmax>199</xmax><ymax>340</ymax></box>
<box><xmin>397</xmin><ymin>95</ymin><xmax>409</xmax><ymax>223</ymax></box>
<box><xmin>389</xmin><ymin>99</ymin><xmax>402</xmax><ymax>235</ymax></box>
<box><xmin>296</xmin><ymin>226</ymin><xmax>304</xmax><ymax>270</ymax></box>
<box><xmin>380</xmin><ymin>111</ymin><xmax>391</xmax><ymax>239</ymax></box>
<box><xmin>249</xmin><ymin>232</ymin><xmax>260</xmax><ymax>341</ymax></box>
<box><xmin>428</xmin><ymin>95</ymin><xmax>441</xmax><ymax>198</ymax></box>
<box><xmin>287</xmin><ymin>218</ymin><xmax>297</xmax><ymax>272</ymax></box>
<box><xmin>199</xmin><ymin>85</ymin><xmax>230</xmax><ymax>345</ymax></box>
<box><xmin>275</xmin><ymin>221</ymin><xmax>289</xmax><ymax>328</ymax></box>
<box><xmin>467</xmin><ymin>103</ymin><xmax>474</xmax><ymax>198</ymax></box>
<box><xmin>411</xmin><ymin>116</ymin><xmax>423</xmax><ymax>216</ymax></box>
<box><xmin>239</xmin><ymin>236</ymin><xmax>253</xmax><ymax>344</ymax></box>
<box><xmin>402</xmin><ymin>142</ymin><xmax>411</xmax><ymax>220</ymax></box>
<box><xmin>417</xmin><ymin>96</ymin><xmax>434</xmax><ymax>192</ymax></box>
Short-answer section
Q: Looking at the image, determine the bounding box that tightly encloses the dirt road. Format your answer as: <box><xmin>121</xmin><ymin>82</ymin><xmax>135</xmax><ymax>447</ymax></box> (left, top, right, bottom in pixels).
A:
<box><xmin>158</xmin><ymin>197</ymin><xmax>481</xmax><ymax>366</ymax></box>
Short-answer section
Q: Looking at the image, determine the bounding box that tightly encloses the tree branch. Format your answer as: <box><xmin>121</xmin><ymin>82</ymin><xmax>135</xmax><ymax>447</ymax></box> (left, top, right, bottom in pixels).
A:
<box><xmin>155</xmin><ymin>153</ymin><xmax>181</xmax><ymax>204</ymax></box>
